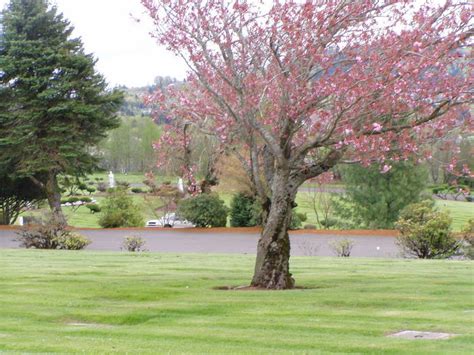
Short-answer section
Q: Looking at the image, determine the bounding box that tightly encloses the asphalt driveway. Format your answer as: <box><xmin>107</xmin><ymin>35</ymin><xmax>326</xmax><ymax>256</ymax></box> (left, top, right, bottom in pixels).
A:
<box><xmin>0</xmin><ymin>228</ymin><xmax>400</xmax><ymax>257</ymax></box>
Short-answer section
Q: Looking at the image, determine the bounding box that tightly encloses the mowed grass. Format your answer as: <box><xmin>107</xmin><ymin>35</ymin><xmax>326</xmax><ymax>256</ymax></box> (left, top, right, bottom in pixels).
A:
<box><xmin>0</xmin><ymin>250</ymin><xmax>473</xmax><ymax>353</ymax></box>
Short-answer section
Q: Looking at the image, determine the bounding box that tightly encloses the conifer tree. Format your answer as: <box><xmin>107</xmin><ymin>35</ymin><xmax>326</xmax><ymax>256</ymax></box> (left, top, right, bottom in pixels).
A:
<box><xmin>0</xmin><ymin>0</ymin><xmax>123</xmax><ymax>223</ymax></box>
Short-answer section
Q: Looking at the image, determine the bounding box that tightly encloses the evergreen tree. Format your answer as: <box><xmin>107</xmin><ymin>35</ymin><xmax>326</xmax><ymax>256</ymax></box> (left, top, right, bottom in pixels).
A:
<box><xmin>0</xmin><ymin>0</ymin><xmax>123</xmax><ymax>223</ymax></box>
<box><xmin>334</xmin><ymin>162</ymin><xmax>428</xmax><ymax>229</ymax></box>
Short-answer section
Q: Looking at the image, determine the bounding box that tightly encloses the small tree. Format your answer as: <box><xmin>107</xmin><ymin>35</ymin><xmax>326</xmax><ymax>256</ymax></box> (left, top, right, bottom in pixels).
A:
<box><xmin>177</xmin><ymin>194</ymin><xmax>228</xmax><ymax>227</ymax></box>
<box><xmin>334</xmin><ymin>162</ymin><xmax>428</xmax><ymax>229</ymax></box>
<box><xmin>143</xmin><ymin>0</ymin><xmax>472</xmax><ymax>288</ymax></box>
<box><xmin>98</xmin><ymin>189</ymin><xmax>144</xmax><ymax>228</ymax></box>
<box><xmin>395</xmin><ymin>200</ymin><xmax>460</xmax><ymax>259</ymax></box>
<box><xmin>230</xmin><ymin>193</ymin><xmax>257</xmax><ymax>227</ymax></box>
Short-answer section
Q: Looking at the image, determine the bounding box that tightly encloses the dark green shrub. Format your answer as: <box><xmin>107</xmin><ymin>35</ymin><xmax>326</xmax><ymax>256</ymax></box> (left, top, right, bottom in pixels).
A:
<box><xmin>86</xmin><ymin>186</ymin><xmax>96</xmax><ymax>194</ymax></box>
<box><xmin>289</xmin><ymin>211</ymin><xmax>306</xmax><ymax>230</ymax></box>
<box><xmin>67</xmin><ymin>197</ymin><xmax>80</xmax><ymax>203</ymax></box>
<box><xmin>230</xmin><ymin>193</ymin><xmax>257</xmax><ymax>227</ymax></box>
<box><xmin>79</xmin><ymin>197</ymin><xmax>92</xmax><ymax>203</ymax></box>
<box><xmin>177</xmin><ymin>193</ymin><xmax>228</xmax><ymax>227</ymax></box>
<box><xmin>86</xmin><ymin>204</ymin><xmax>101</xmax><ymax>214</ymax></box>
<box><xmin>122</xmin><ymin>236</ymin><xmax>147</xmax><ymax>252</ymax></box>
<box><xmin>131</xmin><ymin>187</ymin><xmax>143</xmax><ymax>193</ymax></box>
<box><xmin>395</xmin><ymin>200</ymin><xmax>460</xmax><ymax>259</ymax></box>
<box><xmin>304</xmin><ymin>224</ymin><xmax>317</xmax><ymax>230</ymax></box>
<box><xmin>98</xmin><ymin>189</ymin><xmax>144</xmax><ymax>228</ymax></box>
<box><xmin>320</xmin><ymin>217</ymin><xmax>337</xmax><ymax>228</ymax></box>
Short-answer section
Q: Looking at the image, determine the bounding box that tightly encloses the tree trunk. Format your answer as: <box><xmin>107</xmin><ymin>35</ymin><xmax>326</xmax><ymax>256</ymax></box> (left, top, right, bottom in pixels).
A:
<box><xmin>251</xmin><ymin>169</ymin><xmax>296</xmax><ymax>289</ymax></box>
<box><xmin>45</xmin><ymin>172</ymin><xmax>67</xmax><ymax>225</ymax></box>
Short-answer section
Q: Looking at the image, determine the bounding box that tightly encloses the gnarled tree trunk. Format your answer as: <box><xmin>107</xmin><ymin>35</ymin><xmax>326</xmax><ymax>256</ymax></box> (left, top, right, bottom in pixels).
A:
<box><xmin>251</xmin><ymin>169</ymin><xmax>297</xmax><ymax>289</ymax></box>
<box><xmin>45</xmin><ymin>171</ymin><xmax>66</xmax><ymax>225</ymax></box>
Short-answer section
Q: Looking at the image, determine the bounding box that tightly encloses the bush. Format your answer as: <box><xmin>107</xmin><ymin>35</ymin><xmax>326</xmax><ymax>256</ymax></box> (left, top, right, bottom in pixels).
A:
<box><xmin>86</xmin><ymin>186</ymin><xmax>96</xmax><ymax>194</ymax></box>
<box><xmin>16</xmin><ymin>218</ymin><xmax>64</xmax><ymax>249</ymax></box>
<box><xmin>98</xmin><ymin>189</ymin><xmax>144</xmax><ymax>228</ymax></box>
<box><xmin>116</xmin><ymin>180</ymin><xmax>130</xmax><ymax>189</ymax></box>
<box><xmin>177</xmin><ymin>193</ymin><xmax>228</xmax><ymax>227</ymax></box>
<box><xmin>289</xmin><ymin>211</ymin><xmax>306</xmax><ymax>230</ymax></box>
<box><xmin>131</xmin><ymin>187</ymin><xmax>143</xmax><ymax>194</ymax></box>
<box><xmin>304</xmin><ymin>224</ymin><xmax>317</xmax><ymax>230</ymax></box>
<box><xmin>320</xmin><ymin>217</ymin><xmax>337</xmax><ymax>228</ymax></box>
<box><xmin>97</xmin><ymin>182</ymin><xmax>107</xmax><ymax>192</ymax></box>
<box><xmin>56</xmin><ymin>233</ymin><xmax>91</xmax><ymax>250</ymax></box>
<box><xmin>330</xmin><ymin>238</ymin><xmax>354</xmax><ymax>257</ymax></box>
<box><xmin>461</xmin><ymin>219</ymin><xmax>474</xmax><ymax>259</ymax></box>
<box><xmin>395</xmin><ymin>200</ymin><xmax>460</xmax><ymax>259</ymax></box>
<box><xmin>122</xmin><ymin>236</ymin><xmax>147</xmax><ymax>252</ymax></box>
<box><xmin>86</xmin><ymin>204</ymin><xmax>101</xmax><ymax>214</ymax></box>
<box><xmin>16</xmin><ymin>217</ymin><xmax>89</xmax><ymax>250</ymax></box>
<box><xmin>230</xmin><ymin>193</ymin><xmax>257</xmax><ymax>227</ymax></box>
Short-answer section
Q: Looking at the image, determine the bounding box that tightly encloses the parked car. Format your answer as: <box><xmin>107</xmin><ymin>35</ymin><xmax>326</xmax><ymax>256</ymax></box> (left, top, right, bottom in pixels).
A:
<box><xmin>146</xmin><ymin>213</ymin><xmax>195</xmax><ymax>228</ymax></box>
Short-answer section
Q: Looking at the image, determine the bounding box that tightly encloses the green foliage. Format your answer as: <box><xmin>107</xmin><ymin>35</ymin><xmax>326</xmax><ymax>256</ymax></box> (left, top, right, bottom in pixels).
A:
<box><xmin>55</xmin><ymin>233</ymin><xmax>91</xmax><ymax>250</ymax></box>
<box><xmin>178</xmin><ymin>193</ymin><xmax>228</xmax><ymax>227</ymax></box>
<box><xmin>395</xmin><ymin>200</ymin><xmax>461</xmax><ymax>259</ymax></box>
<box><xmin>230</xmin><ymin>193</ymin><xmax>257</xmax><ymax>227</ymax></box>
<box><xmin>85</xmin><ymin>204</ymin><xmax>101</xmax><ymax>214</ymax></box>
<box><xmin>0</xmin><ymin>164</ymin><xmax>45</xmax><ymax>224</ymax></box>
<box><xmin>289</xmin><ymin>211</ymin><xmax>307</xmax><ymax>230</ymax></box>
<box><xmin>131</xmin><ymin>187</ymin><xmax>143</xmax><ymax>193</ymax></box>
<box><xmin>461</xmin><ymin>219</ymin><xmax>474</xmax><ymax>259</ymax></box>
<box><xmin>333</xmin><ymin>162</ymin><xmax>428</xmax><ymax>228</ymax></box>
<box><xmin>98</xmin><ymin>189</ymin><xmax>144</xmax><ymax>228</ymax></box>
<box><xmin>86</xmin><ymin>187</ymin><xmax>96</xmax><ymax>194</ymax></box>
<box><xmin>98</xmin><ymin>116</ymin><xmax>162</xmax><ymax>172</ymax></box>
<box><xmin>122</xmin><ymin>236</ymin><xmax>147</xmax><ymax>252</ymax></box>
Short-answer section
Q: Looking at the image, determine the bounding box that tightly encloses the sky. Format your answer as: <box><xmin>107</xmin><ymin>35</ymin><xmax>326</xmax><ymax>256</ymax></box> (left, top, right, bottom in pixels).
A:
<box><xmin>0</xmin><ymin>0</ymin><xmax>188</xmax><ymax>87</ymax></box>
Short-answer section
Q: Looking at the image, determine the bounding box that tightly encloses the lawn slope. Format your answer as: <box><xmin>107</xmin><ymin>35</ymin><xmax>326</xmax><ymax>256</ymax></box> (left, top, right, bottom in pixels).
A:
<box><xmin>0</xmin><ymin>250</ymin><xmax>472</xmax><ymax>353</ymax></box>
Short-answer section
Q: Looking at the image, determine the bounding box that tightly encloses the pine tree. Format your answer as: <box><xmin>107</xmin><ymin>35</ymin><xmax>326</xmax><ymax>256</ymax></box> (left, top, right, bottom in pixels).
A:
<box><xmin>0</xmin><ymin>0</ymin><xmax>123</xmax><ymax>223</ymax></box>
<box><xmin>334</xmin><ymin>162</ymin><xmax>428</xmax><ymax>229</ymax></box>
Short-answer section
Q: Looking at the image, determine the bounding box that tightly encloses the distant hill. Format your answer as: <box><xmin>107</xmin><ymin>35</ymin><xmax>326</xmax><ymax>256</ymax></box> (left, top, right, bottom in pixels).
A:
<box><xmin>117</xmin><ymin>76</ymin><xmax>182</xmax><ymax>122</ymax></box>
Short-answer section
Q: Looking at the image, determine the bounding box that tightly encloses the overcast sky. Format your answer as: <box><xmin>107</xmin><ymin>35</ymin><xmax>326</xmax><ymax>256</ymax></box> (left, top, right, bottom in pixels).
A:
<box><xmin>0</xmin><ymin>0</ymin><xmax>188</xmax><ymax>87</ymax></box>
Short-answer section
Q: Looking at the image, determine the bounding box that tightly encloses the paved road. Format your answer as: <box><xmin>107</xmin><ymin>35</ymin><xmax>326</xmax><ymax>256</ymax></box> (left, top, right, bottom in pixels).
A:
<box><xmin>0</xmin><ymin>229</ymin><xmax>400</xmax><ymax>258</ymax></box>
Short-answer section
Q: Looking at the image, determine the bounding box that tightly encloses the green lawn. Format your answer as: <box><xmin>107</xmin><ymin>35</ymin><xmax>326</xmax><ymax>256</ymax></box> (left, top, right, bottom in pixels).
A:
<box><xmin>87</xmin><ymin>172</ymin><xmax>175</xmax><ymax>185</ymax></box>
<box><xmin>0</xmin><ymin>250</ymin><xmax>472</xmax><ymax>353</ymax></box>
<box><xmin>434</xmin><ymin>200</ymin><xmax>474</xmax><ymax>232</ymax></box>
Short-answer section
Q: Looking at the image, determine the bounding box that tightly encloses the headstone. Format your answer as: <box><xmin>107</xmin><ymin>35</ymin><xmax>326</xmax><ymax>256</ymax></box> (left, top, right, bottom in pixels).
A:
<box><xmin>108</xmin><ymin>171</ymin><xmax>115</xmax><ymax>188</ymax></box>
<box><xmin>177</xmin><ymin>178</ymin><xmax>184</xmax><ymax>193</ymax></box>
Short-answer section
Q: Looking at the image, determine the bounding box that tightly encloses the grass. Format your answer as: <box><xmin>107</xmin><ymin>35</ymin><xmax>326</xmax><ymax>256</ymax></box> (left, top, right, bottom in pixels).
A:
<box><xmin>0</xmin><ymin>250</ymin><xmax>472</xmax><ymax>353</ymax></box>
<box><xmin>434</xmin><ymin>200</ymin><xmax>473</xmax><ymax>232</ymax></box>
<box><xmin>87</xmin><ymin>172</ymin><xmax>176</xmax><ymax>186</ymax></box>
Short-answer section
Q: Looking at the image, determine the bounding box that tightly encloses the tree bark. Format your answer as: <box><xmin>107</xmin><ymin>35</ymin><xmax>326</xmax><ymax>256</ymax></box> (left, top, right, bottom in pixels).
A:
<box><xmin>45</xmin><ymin>172</ymin><xmax>67</xmax><ymax>225</ymax></box>
<box><xmin>251</xmin><ymin>169</ymin><xmax>296</xmax><ymax>289</ymax></box>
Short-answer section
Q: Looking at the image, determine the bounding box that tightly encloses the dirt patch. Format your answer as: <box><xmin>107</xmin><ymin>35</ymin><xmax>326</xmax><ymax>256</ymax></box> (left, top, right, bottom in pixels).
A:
<box><xmin>213</xmin><ymin>285</ymin><xmax>313</xmax><ymax>291</ymax></box>
<box><xmin>388</xmin><ymin>330</ymin><xmax>457</xmax><ymax>340</ymax></box>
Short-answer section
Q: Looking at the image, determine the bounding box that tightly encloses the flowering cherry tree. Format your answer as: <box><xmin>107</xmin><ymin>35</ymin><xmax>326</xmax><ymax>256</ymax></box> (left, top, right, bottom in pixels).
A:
<box><xmin>142</xmin><ymin>0</ymin><xmax>473</xmax><ymax>289</ymax></box>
